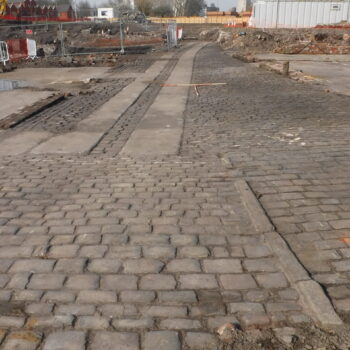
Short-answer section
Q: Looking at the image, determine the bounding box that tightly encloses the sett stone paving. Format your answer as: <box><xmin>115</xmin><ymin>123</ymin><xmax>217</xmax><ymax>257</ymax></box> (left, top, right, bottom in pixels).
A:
<box><xmin>0</xmin><ymin>43</ymin><xmax>348</xmax><ymax>348</ymax></box>
<box><xmin>181</xmin><ymin>44</ymin><xmax>350</xmax><ymax>321</ymax></box>
<box><xmin>0</xmin><ymin>153</ymin><xmax>309</xmax><ymax>349</ymax></box>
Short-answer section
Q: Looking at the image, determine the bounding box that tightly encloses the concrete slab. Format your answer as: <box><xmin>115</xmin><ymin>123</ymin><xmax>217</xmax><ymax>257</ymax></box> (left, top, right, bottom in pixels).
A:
<box><xmin>0</xmin><ymin>132</ymin><xmax>51</xmax><ymax>156</ymax></box>
<box><xmin>254</xmin><ymin>53</ymin><xmax>350</xmax><ymax>62</ymax></box>
<box><xmin>289</xmin><ymin>61</ymin><xmax>350</xmax><ymax>96</ymax></box>
<box><xmin>120</xmin><ymin>128</ymin><xmax>182</xmax><ymax>155</ymax></box>
<box><xmin>253</xmin><ymin>54</ymin><xmax>350</xmax><ymax>96</ymax></box>
<box><xmin>77</xmin><ymin>56</ymin><xmax>172</xmax><ymax>133</ymax></box>
<box><xmin>0</xmin><ymin>52</ymin><xmax>177</xmax><ymax>156</ymax></box>
<box><xmin>31</xmin><ymin>132</ymin><xmax>103</xmax><ymax>154</ymax></box>
<box><xmin>0</xmin><ymin>90</ymin><xmax>54</xmax><ymax>121</ymax></box>
<box><xmin>121</xmin><ymin>43</ymin><xmax>206</xmax><ymax>156</ymax></box>
<box><xmin>0</xmin><ymin>67</ymin><xmax>112</xmax><ymax>90</ymax></box>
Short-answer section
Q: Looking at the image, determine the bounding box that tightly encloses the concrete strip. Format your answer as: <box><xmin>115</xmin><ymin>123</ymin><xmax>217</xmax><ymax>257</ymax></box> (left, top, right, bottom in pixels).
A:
<box><xmin>0</xmin><ymin>90</ymin><xmax>54</xmax><ymax>121</ymax></box>
<box><xmin>254</xmin><ymin>53</ymin><xmax>350</xmax><ymax>62</ymax></box>
<box><xmin>0</xmin><ymin>94</ymin><xmax>64</xmax><ymax>129</ymax></box>
<box><xmin>235</xmin><ymin>179</ymin><xmax>343</xmax><ymax>326</ymax></box>
<box><xmin>264</xmin><ymin>231</ymin><xmax>310</xmax><ymax>283</ymax></box>
<box><xmin>297</xmin><ymin>280</ymin><xmax>343</xmax><ymax>326</ymax></box>
<box><xmin>289</xmin><ymin>61</ymin><xmax>350</xmax><ymax>96</ymax></box>
<box><xmin>121</xmin><ymin>43</ymin><xmax>206</xmax><ymax>156</ymax></box>
<box><xmin>77</xmin><ymin>57</ymin><xmax>171</xmax><ymax>133</ymax></box>
<box><xmin>28</xmin><ymin>52</ymin><xmax>176</xmax><ymax>154</ymax></box>
<box><xmin>0</xmin><ymin>132</ymin><xmax>51</xmax><ymax>156</ymax></box>
<box><xmin>31</xmin><ymin>132</ymin><xmax>103</xmax><ymax>155</ymax></box>
<box><xmin>0</xmin><ymin>67</ymin><xmax>112</xmax><ymax>89</ymax></box>
<box><xmin>234</xmin><ymin>179</ymin><xmax>274</xmax><ymax>233</ymax></box>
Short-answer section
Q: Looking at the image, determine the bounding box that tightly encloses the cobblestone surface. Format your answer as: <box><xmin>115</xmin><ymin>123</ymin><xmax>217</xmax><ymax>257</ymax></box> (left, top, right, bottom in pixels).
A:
<box><xmin>0</xmin><ymin>43</ymin><xmax>349</xmax><ymax>348</ymax></box>
<box><xmin>181</xmin><ymin>44</ymin><xmax>350</xmax><ymax>321</ymax></box>
<box><xmin>0</xmin><ymin>155</ymin><xmax>308</xmax><ymax>347</ymax></box>
<box><xmin>13</xmin><ymin>79</ymin><xmax>132</xmax><ymax>134</ymax></box>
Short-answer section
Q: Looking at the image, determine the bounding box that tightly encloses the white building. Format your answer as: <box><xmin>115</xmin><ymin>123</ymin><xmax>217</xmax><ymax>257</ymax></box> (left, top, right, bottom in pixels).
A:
<box><xmin>250</xmin><ymin>0</ymin><xmax>350</xmax><ymax>28</ymax></box>
<box><xmin>97</xmin><ymin>7</ymin><xmax>114</xmax><ymax>19</ymax></box>
<box><xmin>237</xmin><ymin>0</ymin><xmax>247</xmax><ymax>12</ymax></box>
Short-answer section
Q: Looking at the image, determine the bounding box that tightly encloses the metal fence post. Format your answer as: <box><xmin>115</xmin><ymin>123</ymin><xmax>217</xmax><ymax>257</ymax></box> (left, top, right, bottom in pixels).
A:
<box><xmin>120</xmin><ymin>19</ymin><xmax>125</xmax><ymax>54</ymax></box>
<box><xmin>166</xmin><ymin>20</ymin><xmax>177</xmax><ymax>50</ymax></box>
<box><xmin>59</xmin><ymin>23</ymin><xmax>66</xmax><ymax>57</ymax></box>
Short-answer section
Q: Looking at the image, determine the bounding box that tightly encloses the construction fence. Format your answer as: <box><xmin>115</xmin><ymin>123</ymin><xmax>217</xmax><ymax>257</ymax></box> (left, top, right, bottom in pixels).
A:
<box><xmin>0</xmin><ymin>20</ymin><xmax>166</xmax><ymax>61</ymax></box>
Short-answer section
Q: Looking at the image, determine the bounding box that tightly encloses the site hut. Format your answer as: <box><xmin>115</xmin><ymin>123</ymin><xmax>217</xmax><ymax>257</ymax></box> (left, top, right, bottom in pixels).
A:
<box><xmin>250</xmin><ymin>0</ymin><xmax>350</xmax><ymax>28</ymax></box>
<box><xmin>97</xmin><ymin>7</ymin><xmax>114</xmax><ymax>19</ymax></box>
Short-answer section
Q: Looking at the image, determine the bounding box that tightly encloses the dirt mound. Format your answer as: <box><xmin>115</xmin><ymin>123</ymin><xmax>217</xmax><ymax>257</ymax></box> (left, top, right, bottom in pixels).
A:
<box><xmin>199</xmin><ymin>28</ymin><xmax>221</xmax><ymax>41</ymax></box>
<box><xmin>208</xmin><ymin>323</ymin><xmax>350</xmax><ymax>350</ymax></box>
<box><xmin>199</xmin><ymin>27</ymin><xmax>350</xmax><ymax>55</ymax></box>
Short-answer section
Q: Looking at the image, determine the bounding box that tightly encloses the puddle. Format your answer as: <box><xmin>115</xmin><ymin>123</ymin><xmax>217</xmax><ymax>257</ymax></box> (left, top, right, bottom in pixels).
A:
<box><xmin>0</xmin><ymin>79</ymin><xmax>28</xmax><ymax>91</ymax></box>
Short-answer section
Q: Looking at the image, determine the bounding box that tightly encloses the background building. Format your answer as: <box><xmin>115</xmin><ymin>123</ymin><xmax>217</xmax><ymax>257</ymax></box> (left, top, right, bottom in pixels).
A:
<box><xmin>97</xmin><ymin>7</ymin><xmax>114</xmax><ymax>18</ymax></box>
<box><xmin>0</xmin><ymin>0</ymin><xmax>75</xmax><ymax>20</ymax></box>
<box><xmin>251</xmin><ymin>0</ymin><xmax>350</xmax><ymax>28</ymax></box>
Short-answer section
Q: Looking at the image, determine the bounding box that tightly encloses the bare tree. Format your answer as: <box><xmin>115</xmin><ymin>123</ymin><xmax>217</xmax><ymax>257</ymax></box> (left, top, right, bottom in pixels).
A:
<box><xmin>101</xmin><ymin>0</ymin><xmax>134</xmax><ymax>16</ymax></box>
<box><xmin>184</xmin><ymin>0</ymin><xmax>205</xmax><ymax>15</ymax></box>
<box><xmin>173</xmin><ymin>0</ymin><xmax>186</xmax><ymax>16</ymax></box>
<box><xmin>134</xmin><ymin>0</ymin><xmax>153</xmax><ymax>15</ymax></box>
<box><xmin>77</xmin><ymin>0</ymin><xmax>94</xmax><ymax>17</ymax></box>
<box><xmin>151</xmin><ymin>3</ymin><xmax>173</xmax><ymax>16</ymax></box>
<box><xmin>172</xmin><ymin>0</ymin><xmax>206</xmax><ymax>16</ymax></box>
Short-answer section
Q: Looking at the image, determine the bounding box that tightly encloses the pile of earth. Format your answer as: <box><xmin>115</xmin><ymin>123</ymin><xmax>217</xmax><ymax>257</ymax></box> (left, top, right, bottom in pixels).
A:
<box><xmin>199</xmin><ymin>27</ymin><xmax>350</xmax><ymax>55</ymax></box>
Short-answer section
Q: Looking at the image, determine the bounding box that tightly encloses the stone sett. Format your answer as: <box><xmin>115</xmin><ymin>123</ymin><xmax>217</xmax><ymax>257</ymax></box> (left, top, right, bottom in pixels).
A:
<box><xmin>77</xmin><ymin>290</ymin><xmax>117</xmax><ymax>304</ymax></box>
<box><xmin>101</xmin><ymin>275</ymin><xmax>138</xmax><ymax>290</ymax></box>
<box><xmin>43</xmin><ymin>331</ymin><xmax>85</xmax><ymax>350</ymax></box>
<box><xmin>0</xmin><ymin>43</ymin><xmax>343</xmax><ymax>348</ymax></box>
<box><xmin>140</xmin><ymin>274</ymin><xmax>176</xmax><ymax>290</ymax></box>
<box><xmin>166</xmin><ymin>259</ymin><xmax>201</xmax><ymax>273</ymax></box>
<box><xmin>202</xmin><ymin>259</ymin><xmax>242</xmax><ymax>273</ymax></box>
<box><xmin>179</xmin><ymin>274</ymin><xmax>218</xmax><ymax>289</ymax></box>
<box><xmin>144</xmin><ymin>331</ymin><xmax>180</xmax><ymax>350</ymax></box>
<box><xmin>28</xmin><ymin>274</ymin><xmax>66</xmax><ymax>290</ymax></box>
<box><xmin>220</xmin><ymin>274</ymin><xmax>257</xmax><ymax>290</ymax></box>
<box><xmin>184</xmin><ymin>332</ymin><xmax>218</xmax><ymax>350</ymax></box>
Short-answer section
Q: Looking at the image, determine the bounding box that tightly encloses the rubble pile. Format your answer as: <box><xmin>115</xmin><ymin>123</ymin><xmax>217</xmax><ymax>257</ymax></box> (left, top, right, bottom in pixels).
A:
<box><xmin>211</xmin><ymin>322</ymin><xmax>350</xmax><ymax>350</ymax></box>
<box><xmin>199</xmin><ymin>27</ymin><xmax>350</xmax><ymax>55</ymax></box>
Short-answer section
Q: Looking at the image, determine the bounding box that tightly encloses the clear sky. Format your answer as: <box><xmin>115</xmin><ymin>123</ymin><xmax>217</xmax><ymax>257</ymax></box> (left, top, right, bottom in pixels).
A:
<box><xmin>212</xmin><ymin>0</ymin><xmax>237</xmax><ymax>11</ymax></box>
<box><xmin>87</xmin><ymin>0</ymin><xmax>237</xmax><ymax>12</ymax></box>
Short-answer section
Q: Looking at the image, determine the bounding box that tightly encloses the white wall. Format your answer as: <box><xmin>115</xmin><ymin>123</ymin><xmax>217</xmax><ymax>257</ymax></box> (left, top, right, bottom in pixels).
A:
<box><xmin>251</xmin><ymin>0</ymin><xmax>350</xmax><ymax>28</ymax></box>
<box><xmin>237</xmin><ymin>0</ymin><xmax>247</xmax><ymax>12</ymax></box>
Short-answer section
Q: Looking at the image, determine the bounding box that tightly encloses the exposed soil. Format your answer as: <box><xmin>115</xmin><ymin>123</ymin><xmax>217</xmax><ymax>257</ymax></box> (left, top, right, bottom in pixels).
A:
<box><xmin>199</xmin><ymin>27</ymin><xmax>350</xmax><ymax>56</ymax></box>
<box><xmin>0</xmin><ymin>21</ymin><xmax>166</xmax><ymax>68</ymax></box>
<box><xmin>213</xmin><ymin>324</ymin><xmax>350</xmax><ymax>350</ymax></box>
